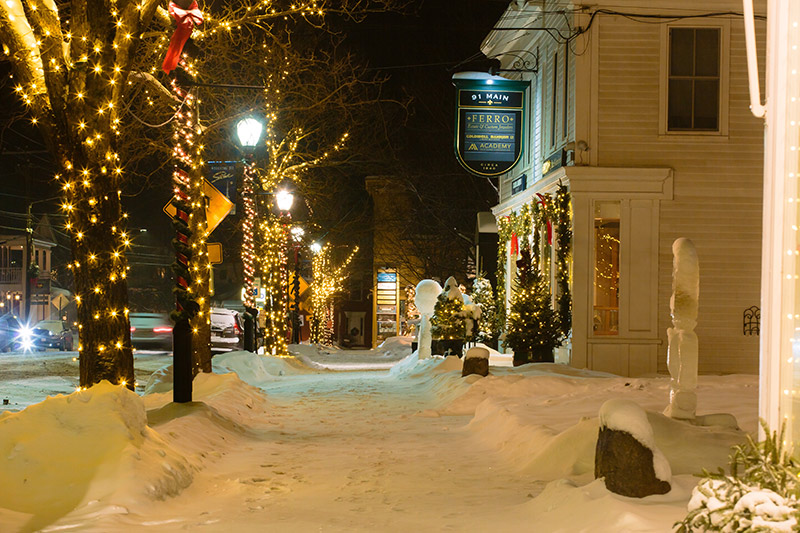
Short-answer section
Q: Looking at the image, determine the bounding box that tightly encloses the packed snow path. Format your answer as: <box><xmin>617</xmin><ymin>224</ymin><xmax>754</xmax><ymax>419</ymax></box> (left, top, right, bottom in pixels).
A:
<box><xmin>105</xmin><ymin>369</ymin><xmax>541</xmax><ymax>532</ymax></box>
<box><xmin>1</xmin><ymin>342</ymin><xmax>759</xmax><ymax>532</ymax></box>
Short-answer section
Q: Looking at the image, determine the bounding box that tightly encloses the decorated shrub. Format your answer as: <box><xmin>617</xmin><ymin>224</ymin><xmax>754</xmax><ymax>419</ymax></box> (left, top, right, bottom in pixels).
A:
<box><xmin>505</xmin><ymin>248</ymin><xmax>561</xmax><ymax>366</ymax></box>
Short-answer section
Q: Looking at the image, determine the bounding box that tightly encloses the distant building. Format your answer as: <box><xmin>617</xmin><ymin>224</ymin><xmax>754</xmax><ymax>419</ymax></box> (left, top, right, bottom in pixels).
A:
<box><xmin>0</xmin><ymin>214</ymin><xmax>60</xmax><ymax>322</ymax></box>
<box><xmin>482</xmin><ymin>1</ymin><xmax>766</xmax><ymax>375</ymax></box>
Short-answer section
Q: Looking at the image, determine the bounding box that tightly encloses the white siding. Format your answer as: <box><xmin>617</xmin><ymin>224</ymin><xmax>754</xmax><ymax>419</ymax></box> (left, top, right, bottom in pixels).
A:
<box><xmin>595</xmin><ymin>10</ymin><xmax>766</xmax><ymax>374</ymax></box>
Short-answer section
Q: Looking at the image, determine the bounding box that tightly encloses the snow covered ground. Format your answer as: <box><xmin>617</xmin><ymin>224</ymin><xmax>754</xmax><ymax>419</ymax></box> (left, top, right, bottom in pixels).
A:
<box><xmin>0</xmin><ymin>338</ymin><xmax>758</xmax><ymax>532</ymax></box>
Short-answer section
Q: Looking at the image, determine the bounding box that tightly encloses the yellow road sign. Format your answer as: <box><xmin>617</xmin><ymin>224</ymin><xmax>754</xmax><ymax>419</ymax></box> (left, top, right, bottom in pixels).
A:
<box><xmin>207</xmin><ymin>242</ymin><xmax>223</xmax><ymax>264</ymax></box>
<box><xmin>163</xmin><ymin>179</ymin><xmax>234</xmax><ymax>234</ymax></box>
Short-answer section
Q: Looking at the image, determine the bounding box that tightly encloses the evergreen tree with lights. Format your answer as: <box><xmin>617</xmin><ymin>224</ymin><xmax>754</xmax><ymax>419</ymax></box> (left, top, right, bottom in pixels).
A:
<box><xmin>471</xmin><ymin>274</ymin><xmax>499</xmax><ymax>346</ymax></box>
<box><xmin>505</xmin><ymin>248</ymin><xmax>561</xmax><ymax>366</ymax></box>
<box><xmin>431</xmin><ymin>277</ymin><xmax>466</xmax><ymax>341</ymax></box>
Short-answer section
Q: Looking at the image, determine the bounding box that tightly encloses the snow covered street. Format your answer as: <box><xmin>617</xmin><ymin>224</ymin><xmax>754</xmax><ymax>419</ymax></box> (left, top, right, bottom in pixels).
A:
<box><xmin>0</xmin><ymin>340</ymin><xmax>760</xmax><ymax>532</ymax></box>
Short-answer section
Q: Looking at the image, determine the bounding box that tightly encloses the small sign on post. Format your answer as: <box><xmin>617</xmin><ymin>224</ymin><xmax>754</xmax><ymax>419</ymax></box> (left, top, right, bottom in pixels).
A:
<box><xmin>207</xmin><ymin>242</ymin><xmax>223</xmax><ymax>264</ymax></box>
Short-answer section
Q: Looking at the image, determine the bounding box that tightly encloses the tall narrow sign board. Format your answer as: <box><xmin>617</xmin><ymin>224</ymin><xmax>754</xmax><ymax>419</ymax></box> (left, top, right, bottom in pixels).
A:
<box><xmin>453</xmin><ymin>77</ymin><xmax>529</xmax><ymax>177</ymax></box>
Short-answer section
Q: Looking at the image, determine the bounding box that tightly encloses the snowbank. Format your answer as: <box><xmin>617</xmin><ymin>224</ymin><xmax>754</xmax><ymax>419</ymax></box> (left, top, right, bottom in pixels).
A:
<box><xmin>0</xmin><ymin>382</ymin><xmax>193</xmax><ymax>532</ymax></box>
<box><xmin>519</xmin><ymin>478</ymin><xmax>693</xmax><ymax>532</ymax></box>
<box><xmin>437</xmin><ymin>371</ymin><xmax>751</xmax><ymax>483</ymax></box>
<box><xmin>0</xmin><ymin>372</ymin><xmax>276</xmax><ymax>532</ymax></box>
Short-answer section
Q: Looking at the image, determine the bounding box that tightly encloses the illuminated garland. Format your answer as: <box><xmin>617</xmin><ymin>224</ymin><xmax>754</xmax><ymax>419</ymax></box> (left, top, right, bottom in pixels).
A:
<box><xmin>241</xmin><ymin>162</ymin><xmax>258</xmax><ymax>308</ymax></box>
<box><xmin>310</xmin><ymin>244</ymin><xmax>358</xmax><ymax>345</ymax></box>
<box><xmin>496</xmin><ymin>184</ymin><xmax>571</xmax><ymax>339</ymax></box>
<box><xmin>259</xmin><ymin>217</ymin><xmax>289</xmax><ymax>356</ymax></box>
<box><xmin>170</xmin><ymin>80</ymin><xmax>203</xmax><ymax>329</ymax></box>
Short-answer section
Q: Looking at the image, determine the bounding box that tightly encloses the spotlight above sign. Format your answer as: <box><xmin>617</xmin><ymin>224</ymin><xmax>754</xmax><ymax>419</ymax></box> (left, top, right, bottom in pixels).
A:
<box><xmin>452</xmin><ymin>72</ymin><xmax>529</xmax><ymax>178</ymax></box>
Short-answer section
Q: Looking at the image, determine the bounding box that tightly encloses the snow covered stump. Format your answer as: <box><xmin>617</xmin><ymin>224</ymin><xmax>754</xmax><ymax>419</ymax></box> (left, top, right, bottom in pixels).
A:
<box><xmin>415</xmin><ymin>279</ymin><xmax>442</xmax><ymax>359</ymax></box>
<box><xmin>462</xmin><ymin>346</ymin><xmax>489</xmax><ymax>377</ymax></box>
<box><xmin>664</xmin><ymin>238</ymin><xmax>699</xmax><ymax>420</ymax></box>
<box><xmin>595</xmin><ymin>399</ymin><xmax>672</xmax><ymax>498</ymax></box>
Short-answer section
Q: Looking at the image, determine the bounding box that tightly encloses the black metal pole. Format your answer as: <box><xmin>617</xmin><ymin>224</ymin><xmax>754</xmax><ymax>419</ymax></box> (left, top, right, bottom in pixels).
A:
<box><xmin>173</xmin><ymin>318</ymin><xmax>192</xmax><ymax>402</ymax></box>
<box><xmin>243</xmin><ymin>308</ymin><xmax>255</xmax><ymax>352</ymax></box>
<box><xmin>24</xmin><ymin>204</ymin><xmax>32</xmax><ymax>323</ymax></box>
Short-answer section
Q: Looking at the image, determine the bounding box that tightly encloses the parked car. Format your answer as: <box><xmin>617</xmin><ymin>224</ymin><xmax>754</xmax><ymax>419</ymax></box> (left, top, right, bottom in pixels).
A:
<box><xmin>32</xmin><ymin>320</ymin><xmax>74</xmax><ymax>351</ymax></box>
<box><xmin>129</xmin><ymin>312</ymin><xmax>173</xmax><ymax>351</ymax></box>
<box><xmin>0</xmin><ymin>313</ymin><xmax>25</xmax><ymax>352</ymax></box>
<box><xmin>210</xmin><ymin>308</ymin><xmax>243</xmax><ymax>352</ymax></box>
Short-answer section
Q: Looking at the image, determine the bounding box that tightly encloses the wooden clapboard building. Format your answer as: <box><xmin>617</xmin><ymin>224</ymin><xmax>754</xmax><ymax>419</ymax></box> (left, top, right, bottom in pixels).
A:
<box><xmin>482</xmin><ymin>0</ymin><xmax>766</xmax><ymax>375</ymax></box>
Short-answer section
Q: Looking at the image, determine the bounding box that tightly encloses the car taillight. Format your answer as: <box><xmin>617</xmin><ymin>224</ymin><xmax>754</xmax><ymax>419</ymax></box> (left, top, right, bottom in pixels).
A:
<box><xmin>234</xmin><ymin>322</ymin><xmax>241</xmax><ymax>334</ymax></box>
<box><xmin>153</xmin><ymin>327</ymin><xmax>173</xmax><ymax>333</ymax></box>
<box><xmin>130</xmin><ymin>326</ymin><xmax>136</xmax><ymax>332</ymax></box>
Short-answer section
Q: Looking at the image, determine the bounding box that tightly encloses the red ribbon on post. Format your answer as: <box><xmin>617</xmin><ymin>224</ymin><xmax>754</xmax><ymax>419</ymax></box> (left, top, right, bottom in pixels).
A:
<box><xmin>536</xmin><ymin>193</ymin><xmax>553</xmax><ymax>245</ymax></box>
<box><xmin>162</xmin><ymin>1</ymin><xmax>203</xmax><ymax>74</ymax></box>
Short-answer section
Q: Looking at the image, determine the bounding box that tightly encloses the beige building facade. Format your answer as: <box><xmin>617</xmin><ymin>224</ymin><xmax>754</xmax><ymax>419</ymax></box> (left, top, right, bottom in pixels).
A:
<box><xmin>485</xmin><ymin>0</ymin><xmax>766</xmax><ymax>375</ymax></box>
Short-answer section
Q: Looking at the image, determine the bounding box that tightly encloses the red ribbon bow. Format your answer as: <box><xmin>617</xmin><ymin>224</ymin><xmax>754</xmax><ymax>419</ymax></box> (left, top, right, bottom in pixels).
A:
<box><xmin>162</xmin><ymin>1</ymin><xmax>203</xmax><ymax>74</ymax></box>
<box><xmin>536</xmin><ymin>193</ymin><xmax>553</xmax><ymax>245</ymax></box>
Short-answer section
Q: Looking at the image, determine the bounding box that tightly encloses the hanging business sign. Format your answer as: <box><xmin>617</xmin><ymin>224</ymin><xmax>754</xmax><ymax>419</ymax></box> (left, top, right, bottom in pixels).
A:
<box><xmin>453</xmin><ymin>77</ymin><xmax>529</xmax><ymax>177</ymax></box>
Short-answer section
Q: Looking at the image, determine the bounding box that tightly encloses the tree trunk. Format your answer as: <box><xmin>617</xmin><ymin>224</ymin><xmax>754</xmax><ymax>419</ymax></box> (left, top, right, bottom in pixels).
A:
<box><xmin>68</xmin><ymin>159</ymin><xmax>134</xmax><ymax>389</ymax></box>
<box><xmin>190</xmin><ymin>196</ymin><xmax>212</xmax><ymax>374</ymax></box>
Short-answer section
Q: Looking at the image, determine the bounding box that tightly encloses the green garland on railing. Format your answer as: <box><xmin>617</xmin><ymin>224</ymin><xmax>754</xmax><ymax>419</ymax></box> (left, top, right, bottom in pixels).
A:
<box><xmin>495</xmin><ymin>184</ymin><xmax>572</xmax><ymax>340</ymax></box>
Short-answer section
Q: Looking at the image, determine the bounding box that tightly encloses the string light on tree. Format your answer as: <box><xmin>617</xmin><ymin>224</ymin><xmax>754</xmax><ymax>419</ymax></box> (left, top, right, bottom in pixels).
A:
<box><xmin>310</xmin><ymin>243</ymin><xmax>358</xmax><ymax>345</ymax></box>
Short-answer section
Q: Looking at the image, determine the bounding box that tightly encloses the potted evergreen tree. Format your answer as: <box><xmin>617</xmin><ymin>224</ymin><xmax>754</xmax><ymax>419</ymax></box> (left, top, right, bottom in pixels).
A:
<box><xmin>506</xmin><ymin>248</ymin><xmax>562</xmax><ymax>366</ymax></box>
<box><xmin>431</xmin><ymin>277</ymin><xmax>466</xmax><ymax>357</ymax></box>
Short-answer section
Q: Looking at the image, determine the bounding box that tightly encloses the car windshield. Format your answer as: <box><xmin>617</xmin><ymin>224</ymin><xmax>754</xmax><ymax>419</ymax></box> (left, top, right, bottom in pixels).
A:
<box><xmin>211</xmin><ymin>312</ymin><xmax>236</xmax><ymax>328</ymax></box>
<box><xmin>129</xmin><ymin>314</ymin><xmax>171</xmax><ymax>328</ymax></box>
<box><xmin>34</xmin><ymin>321</ymin><xmax>66</xmax><ymax>334</ymax></box>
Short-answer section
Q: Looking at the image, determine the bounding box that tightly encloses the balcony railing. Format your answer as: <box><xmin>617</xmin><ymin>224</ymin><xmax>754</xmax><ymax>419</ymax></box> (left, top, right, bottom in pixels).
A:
<box><xmin>0</xmin><ymin>267</ymin><xmax>22</xmax><ymax>284</ymax></box>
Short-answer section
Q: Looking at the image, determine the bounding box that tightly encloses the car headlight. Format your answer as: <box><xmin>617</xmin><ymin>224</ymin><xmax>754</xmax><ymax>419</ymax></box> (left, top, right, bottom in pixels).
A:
<box><xmin>17</xmin><ymin>326</ymin><xmax>32</xmax><ymax>340</ymax></box>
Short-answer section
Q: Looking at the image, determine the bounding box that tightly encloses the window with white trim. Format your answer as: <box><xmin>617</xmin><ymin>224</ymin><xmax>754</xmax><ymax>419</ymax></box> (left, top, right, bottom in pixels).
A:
<box><xmin>667</xmin><ymin>27</ymin><xmax>721</xmax><ymax>131</ymax></box>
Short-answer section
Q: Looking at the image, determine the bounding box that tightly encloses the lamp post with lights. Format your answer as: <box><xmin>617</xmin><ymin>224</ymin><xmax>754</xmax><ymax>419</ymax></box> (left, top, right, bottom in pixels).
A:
<box><xmin>235</xmin><ymin>117</ymin><xmax>265</xmax><ymax>353</ymax></box>
<box><xmin>276</xmin><ymin>190</ymin><xmax>295</xmax><ymax>345</ymax></box>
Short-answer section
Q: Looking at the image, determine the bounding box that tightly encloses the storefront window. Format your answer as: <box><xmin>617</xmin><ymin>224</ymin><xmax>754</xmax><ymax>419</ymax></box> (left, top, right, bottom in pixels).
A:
<box><xmin>593</xmin><ymin>201</ymin><xmax>620</xmax><ymax>335</ymax></box>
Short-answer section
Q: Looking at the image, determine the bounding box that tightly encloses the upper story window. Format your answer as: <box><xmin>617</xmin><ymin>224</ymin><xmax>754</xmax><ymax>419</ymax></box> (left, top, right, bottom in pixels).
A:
<box><xmin>667</xmin><ymin>27</ymin><xmax>721</xmax><ymax>132</ymax></box>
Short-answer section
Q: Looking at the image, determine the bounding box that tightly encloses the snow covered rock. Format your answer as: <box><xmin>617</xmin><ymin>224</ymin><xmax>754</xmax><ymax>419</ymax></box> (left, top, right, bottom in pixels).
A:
<box><xmin>462</xmin><ymin>347</ymin><xmax>489</xmax><ymax>377</ymax></box>
<box><xmin>595</xmin><ymin>399</ymin><xmax>671</xmax><ymax>497</ymax></box>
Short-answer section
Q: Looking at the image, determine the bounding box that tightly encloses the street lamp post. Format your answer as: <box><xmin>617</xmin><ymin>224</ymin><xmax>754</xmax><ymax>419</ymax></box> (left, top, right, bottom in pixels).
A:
<box><xmin>276</xmin><ymin>190</ymin><xmax>295</xmax><ymax>346</ymax></box>
<box><xmin>290</xmin><ymin>226</ymin><xmax>304</xmax><ymax>344</ymax></box>
<box><xmin>236</xmin><ymin>117</ymin><xmax>265</xmax><ymax>353</ymax></box>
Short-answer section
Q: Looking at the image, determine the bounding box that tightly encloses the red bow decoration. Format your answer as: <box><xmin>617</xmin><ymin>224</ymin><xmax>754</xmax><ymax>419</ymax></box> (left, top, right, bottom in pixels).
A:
<box><xmin>162</xmin><ymin>1</ymin><xmax>203</xmax><ymax>74</ymax></box>
<box><xmin>536</xmin><ymin>193</ymin><xmax>553</xmax><ymax>245</ymax></box>
<box><xmin>510</xmin><ymin>232</ymin><xmax>519</xmax><ymax>257</ymax></box>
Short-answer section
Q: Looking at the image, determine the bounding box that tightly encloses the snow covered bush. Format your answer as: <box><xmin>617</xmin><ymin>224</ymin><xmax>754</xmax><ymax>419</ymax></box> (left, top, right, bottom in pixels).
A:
<box><xmin>471</xmin><ymin>275</ymin><xmax>499</xmax><ymax>345</ymax></box>
<box><xmin>676</xmin><ymin>421</ymin><xmax>800</xmax><ymax>532</ymax></box>
<box><xmin>431</xmin><ymin>277</ymin><xmax>466</xmax><ymax>341</ymax></box>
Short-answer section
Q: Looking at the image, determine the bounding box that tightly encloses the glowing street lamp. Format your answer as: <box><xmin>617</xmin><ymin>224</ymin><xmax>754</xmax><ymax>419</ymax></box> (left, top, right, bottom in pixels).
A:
<box><xmin>310</xmin><ymin>242</ymin><xmax>322</xmax><ymax>254</ymax></box>
<box><xmin>235</xmin><ymin>117</ymin><xmax>264</xmax><ymax>150</ymax></box>
<box><xmin>291</xmin><ymin>226</ymin><xmax>305</xmax><ymax>242</ymax></box>
<box><xmin>276</xmin><ymin>190</ymin><xmax>294</xmax><ymax>212</ymax></box>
